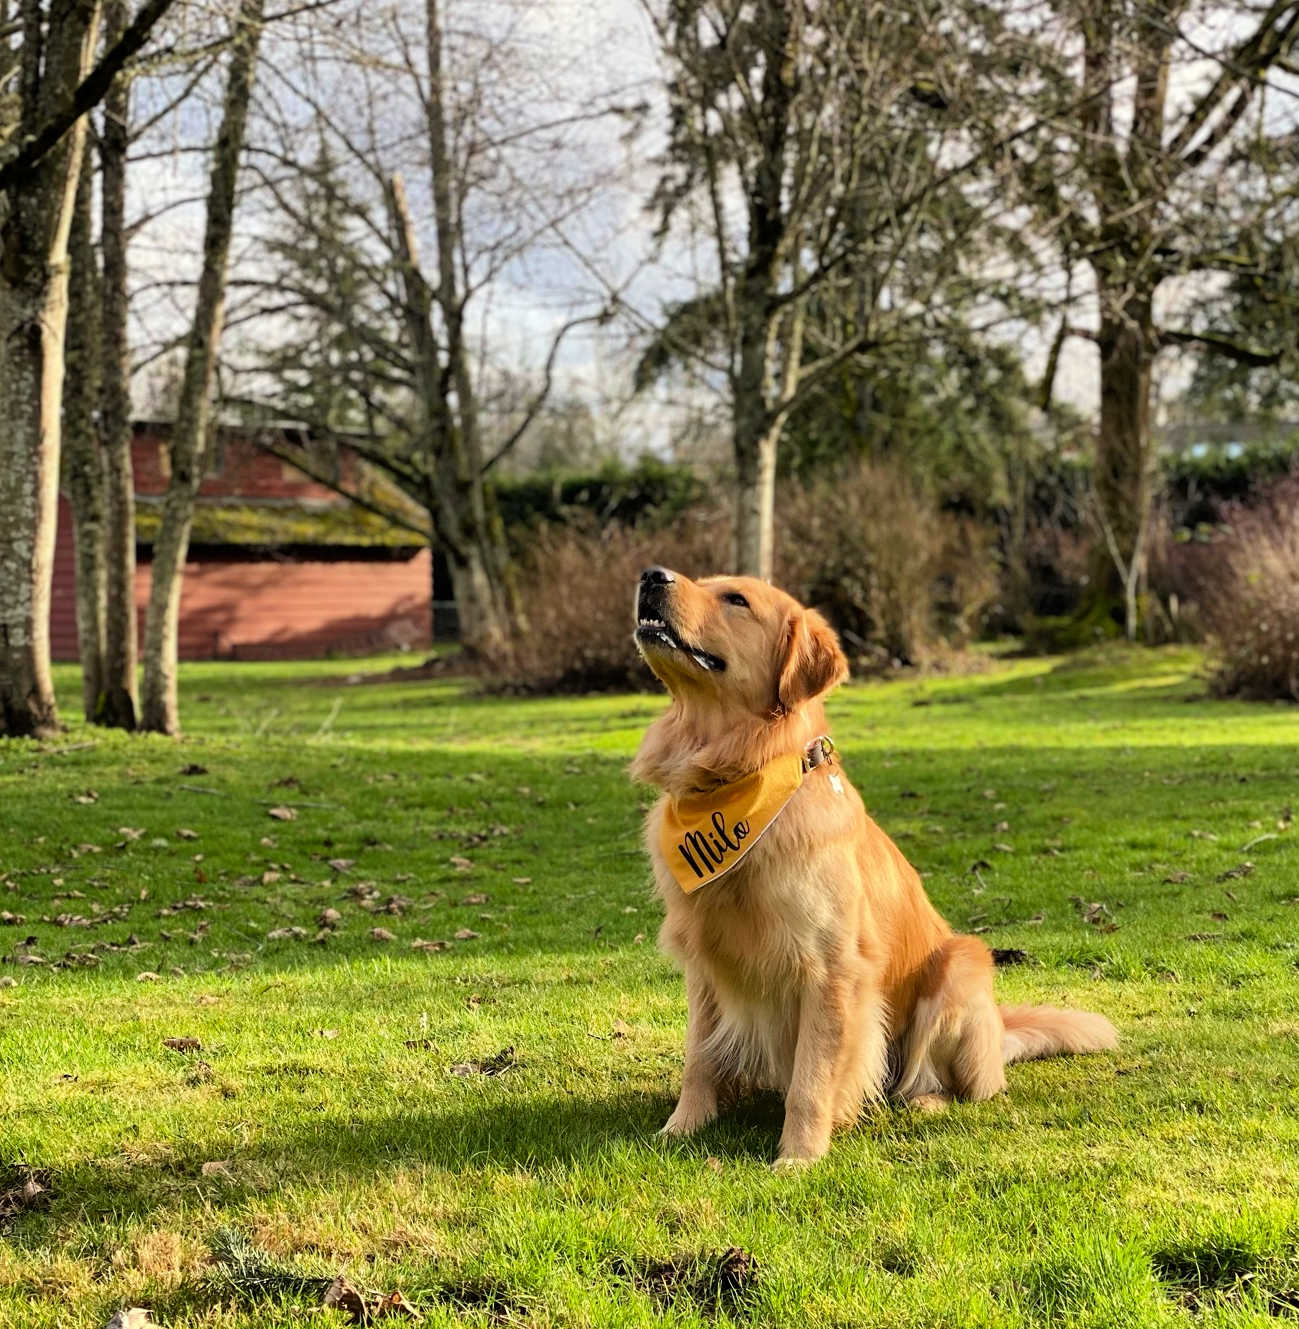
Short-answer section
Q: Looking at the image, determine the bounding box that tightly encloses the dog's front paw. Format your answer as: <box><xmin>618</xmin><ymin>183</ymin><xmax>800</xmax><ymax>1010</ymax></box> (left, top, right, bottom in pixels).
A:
<box><xmin>658</xmin><ymin>1099</ymin><xmax>716</xmax><ymax>1137</ymax></box>
<box><xmin>770</xmin><ymin>1153</ymin><xmax>817</xmax><ymax>1172</ymax></box>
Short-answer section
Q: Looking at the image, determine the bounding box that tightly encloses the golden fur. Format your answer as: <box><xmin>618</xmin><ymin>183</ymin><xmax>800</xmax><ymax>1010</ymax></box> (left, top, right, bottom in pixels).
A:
<box><xmin>631</xmin><ymin>569</ymin><xmax>1117</xmax><ymax>1165</ymax></box>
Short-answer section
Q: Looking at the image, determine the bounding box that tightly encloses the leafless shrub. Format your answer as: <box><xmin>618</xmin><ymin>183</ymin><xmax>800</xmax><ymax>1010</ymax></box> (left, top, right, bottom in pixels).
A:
<box><xmin>1161</xmin><ymin>477</ymin><xmax>1299</xmax><ymax>700</ymax></box>
<box><xmin>490</xmin><ymin>512</ymin><xmax>731</xmax><ymax>692</ymax></box>
<box><xmin>776</xmin><ymin>460</ymin><xmax>999</xmax><ymax>670</ymax></box>
<box><xmin>487</xmin><ymin>460</ymin><xmax>1000</xmax><ymax>692</ymax></box>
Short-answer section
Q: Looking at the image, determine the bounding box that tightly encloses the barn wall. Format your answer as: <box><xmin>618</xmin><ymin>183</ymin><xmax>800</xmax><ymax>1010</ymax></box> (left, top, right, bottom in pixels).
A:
<box><xmin>51</xmin><ymin>496</ymin><xmax>433</xmax><ymax>662</ymax></box>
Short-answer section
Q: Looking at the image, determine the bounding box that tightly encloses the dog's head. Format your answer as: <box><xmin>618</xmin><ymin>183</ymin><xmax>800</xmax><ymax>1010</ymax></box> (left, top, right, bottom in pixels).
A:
<box><xmin>634</xmin><ymin>567</ymin><xmax>848</xmax><ymax>718</ymax></box>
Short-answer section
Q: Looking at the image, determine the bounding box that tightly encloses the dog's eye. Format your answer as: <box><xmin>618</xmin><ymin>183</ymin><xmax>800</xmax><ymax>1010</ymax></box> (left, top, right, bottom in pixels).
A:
<box><xmin>721</xmin><ymin>591</ymin><xmax>749</xmax><ymax>608</ymax></box>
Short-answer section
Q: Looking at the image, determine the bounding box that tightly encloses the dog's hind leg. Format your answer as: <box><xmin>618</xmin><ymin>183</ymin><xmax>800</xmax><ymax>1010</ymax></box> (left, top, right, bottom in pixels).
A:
<box><xmin>661</xmin><ymin>967</ymin><xmax>723</xmax><ymax>1137</ymax></box>
<box><xmin>895</xmin><ymin>936</ymin><xmax>1007</xmax><ymax>1104</ymax></box>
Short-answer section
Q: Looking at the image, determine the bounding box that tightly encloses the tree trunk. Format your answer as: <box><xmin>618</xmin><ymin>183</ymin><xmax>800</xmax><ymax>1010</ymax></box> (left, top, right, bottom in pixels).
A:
<box><xmin>1091</xmin><ymin>292</ymin><xmax>1155</xmax><ymax>639</ymax></box>
<box><xmin>97</xmin><ymin>0</ymin><xmax>139</xmax><ymax>729</ymax></box>
<box><xmin>731</xmin><ymin>275</ymin><xmax>780</xmax><ymax>580</ymax></box>
<box><xmin>419</xmin><ymin>0</ymin><xmax>510</xmax><ymax>656</ymax></box>
<box><xmin>733</xmin><ymin>420</ymin><xmax>779</xmax><ymax>580</ymax></box>
<box><xmin>140</xmin><ymin>0</ymin><xmax>264</xmax><ymax>734</ymax></box>
<box><xmin>386</xmin><ymin>159</ymin><xmax>508</xmax><ymax>658</ymax></box>
<box><xmin>445</xmin><ymin>543</ymin><xmax>506</xmax><ymax>657</ymax></box>
<box><xmin>62</xmin><ymin>147</ymin><xmax>108</xmax><ymax>719</ymax></box>
<box><xmin>0</xmin><ymin>0</ymin><xmax>102</xmax><ymax>738</ymax></box>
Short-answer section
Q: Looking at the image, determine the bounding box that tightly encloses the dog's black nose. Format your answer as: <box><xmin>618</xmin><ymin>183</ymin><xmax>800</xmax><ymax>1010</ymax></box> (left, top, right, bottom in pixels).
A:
<box><xmin>640</xmin><ymin>566</ymin><xmax>676</xmax><ymax>586</ymax></box>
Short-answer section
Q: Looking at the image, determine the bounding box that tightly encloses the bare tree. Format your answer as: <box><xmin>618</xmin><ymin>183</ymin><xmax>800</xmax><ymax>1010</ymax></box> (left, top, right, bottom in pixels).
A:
<box><xmin>995</xmin><ymin>0</ymin><xmax>1299</xmax><ymax>636</ymax></box>
<box><xmin>640</xmin><ymin>0</ymin><xmax>1029</xmax><ymax>579</ymax></box>
<box><xmin>0</xmin><ymin>1</ymin><xmax>103</xmax><ymax>738</ymax></box>
<box><xmin>223</xmin><ymin>0</ymin><xmax>635</xmax><ymax>654</ymax></box>
<box><xmin>0</xmin><ymin>0</ymin><xmax>176</xmax><ymax>737</ymax></box>
<box><xmin>97</xmin><ymin>0</ymin><xmax>141</xmax><ymax>729</ymax></box>
<box><xmin>62</xmin><ymin>147</ymin><xmax>108</xmax><ymax>719</ymax></box>
<box><xmin>140</xmin><ymin>0</ymin><xmax>265</xmax><ymax>734</ymax></box>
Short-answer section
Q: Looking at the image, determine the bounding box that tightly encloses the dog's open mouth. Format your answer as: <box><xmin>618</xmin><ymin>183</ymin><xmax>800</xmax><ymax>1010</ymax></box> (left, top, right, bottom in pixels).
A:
<box><xmin>635</xmin><ymin>597</ymin><xmax>726</xmax><ymax>673</ymax></box>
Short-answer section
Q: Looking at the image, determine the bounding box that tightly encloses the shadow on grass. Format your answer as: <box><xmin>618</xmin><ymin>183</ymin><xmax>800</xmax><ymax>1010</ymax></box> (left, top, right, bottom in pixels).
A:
<box><xmin>8</xmin><ymin>1090</ymin><xmax>793</xmax><ymax>1249</ymax></box>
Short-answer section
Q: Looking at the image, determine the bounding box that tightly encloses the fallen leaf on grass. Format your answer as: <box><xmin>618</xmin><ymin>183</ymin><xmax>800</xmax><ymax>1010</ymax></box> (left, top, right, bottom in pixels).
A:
<box><xmin>315</xmin><ymin>1028</ymin><xmax>340</xmax><ymax>1039</ymax></box>
<box><xmin>991</xmin><ymin>948</ymin><xmax>1033</xmax><ymax>967</ymax></box>
<box><xmin>1188</xmin><ymin>829</ymin><xmax>1218</xmax><ymax>841</ymax></box>
<box><xmin>369</xmin><ymin>927</ymin><xmax>397</xmax><ymax>943</ymax></box>
<box><xmin>452</xmin><ymin>928</ymin><xmax>479</xmax><ymax>941</ymax></box>
<box><xmin>196</xmin><ymin>994</ymin><xmax>220</xmax><ymax>1006</ymax></box>
<box><xmin>267</xmin><ymin>806</ymin><xmax>298</xmax><ymax>822</ymax></box>
<box><xmin>511</xmin><ymin>876</ymin><xmax>532</xmax><ymax>885</ymax></box>
<box><xmin>175</xmin><ymin>828</ymin><xmax>199</xmax><ymax>841</ymax></box>
<box><xmin>318</xmin><ymin>907</ymin><xmax>343</xmax><ymax>929</ymax></box>
<box><xmin>323</xmin><ymin>1276</ymin><xmax>423</xmax><ymax>1323</ymax></box>
<box><xmin>327</xmin><ymin>858</ymin><xmax>355</xmax><ymax>872</ymax></box>
<box><xmin>1186</xmin><ymin>932</ymin><xmax>1223</xmax><ymax>942</ymax></box>
<box><xmin>105</xmin><ymin>1311</ymin><xmax>161</xmax><ymax>1329</ymax></box>
<box><xmin>163</xmin><ymin>1037</ymin><xmax>202</xmax><ymax>1053</ymax></box>
<box><xmin>0</xmin><ymin>1166</ymin><xmax>50</xmax><ymax>1221</ymax></box>
<box><xmin>72</xmin><ymin>790</ymin><xmax>99</xmax><ymax>804</ymax></box>
<box><xmin>1162</xmin><ymin>871</ymin><xmax>1192</xmax><ymax>884</ymax></box>
<box><xmin>459</xmin><ymin>892</ymin><xmax>488</xmax><ymax>905</ymax></box>
<box><xmin>266</xmin><ymin>926</ymin><xmax>308</xmax><ymax>941</ymax></box>
<box><xmin>136</xmin><ymin>971</ymin><xmax>160</xmax><ymax>982</ymax></box>
<box><xmin>1216</xmin><ymin>861</ymin><xmax>1254</xmax><ymax>881</ymax></box>
<box><xmin>410</xmin><ymin>938</ymin><xmax>449</xmax><ymax>953</ymax></box>
<box><xmin>179</xmin><ymin>763</ymin><xmax>208</xmax><ymax>776</ymax></box>
<box><xmin>0</xmin><ymin>911</ymin><xmax>26</xmax><ymax>925</ymax></box>
<box><xmin>0</xmin><ymin>976</ymin><xmax>17</xmax><ymax>988</ymax></box>
<box><xmin>449</xmin><ymin>1046</ymin><xmax>518</xmax><ymax>1077</ymax></box>
<box><xmin>448</xmin><ymin>855</ymin><xmax>473</xmax><ymax>871</ymax></box>
<box><xmin>200</xmin><ymin>1160</ymin><xmax>231</xmax><ymax>1176</ymax></box>
<box><xmin>1071</xmin><ymin>897</ymin><xmax>1119</xmax><ymax>930</ymax></box>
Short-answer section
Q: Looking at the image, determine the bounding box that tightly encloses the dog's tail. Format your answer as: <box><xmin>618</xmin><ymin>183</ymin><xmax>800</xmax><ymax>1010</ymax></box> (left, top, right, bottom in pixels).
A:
<box><xmin>1000</xmin><ymin>1004</ymin><xmax>1117</xmax><ymax>1065</ymax></box>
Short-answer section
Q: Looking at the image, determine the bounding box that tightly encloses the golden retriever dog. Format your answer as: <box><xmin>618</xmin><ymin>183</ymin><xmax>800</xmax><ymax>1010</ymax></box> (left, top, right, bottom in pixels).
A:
<box><xmin>631</xmin><ymin>566</ymin><xmax>1117</xmax><ymax>1166</ymax></box>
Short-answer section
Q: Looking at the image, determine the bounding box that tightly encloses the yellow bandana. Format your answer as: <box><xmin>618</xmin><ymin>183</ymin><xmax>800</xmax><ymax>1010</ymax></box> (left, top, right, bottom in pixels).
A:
<box><xmin>660</xmin><ymin>753</ymin><xmax>807</xmax><ymax>893</ymax></box>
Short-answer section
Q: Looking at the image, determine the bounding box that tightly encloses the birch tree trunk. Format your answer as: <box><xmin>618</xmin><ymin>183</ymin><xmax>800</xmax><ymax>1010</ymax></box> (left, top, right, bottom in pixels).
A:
<box><xmin>732</xmin><ymin>326</ymin><xmax>779</xmax><ymax>580</ymax></box>
<box><xmin>0</xmin><ymin>0</ymin><xmax>102</xmax><ymax>738</ymax></box>
<box><xmin>62</xmin><ymin>147</ymin><xmax>108</xmax><ymax>718</ymax></box>
<box><xmin>97</xmin><ymin>0</ymin><xmax>138</xmax><ymax>729</ymax></box>
<box><xmin>140</xmin><ymin>0</ymin><xmax>264</xmax><ymax>734</ymax></box>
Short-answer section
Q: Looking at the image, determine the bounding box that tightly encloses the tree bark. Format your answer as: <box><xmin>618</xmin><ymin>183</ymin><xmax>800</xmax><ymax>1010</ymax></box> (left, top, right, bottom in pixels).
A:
<box><xmin>62</xmin><ymin>145</ymin><xmax>108</xmax><ymax>719</ymax></box>
<box><xmin>97</xmin><ymin>0</ymin><xmax>138</xmax><ymax>729</ymax></box>
<box><xmin>727</xmin><ymin>3</ymin><xmax>796</xmax><ymax>580</ymax></box>
<box><xmin>386</xmin><ymin>157</ymin><xmax>508</xmax><ymax>658</ymax></box>
<box><xmin>419</xmin><ymin>0</ymin><xmax>509</xmax><ymax>656</ymax></box>
<box><xmin>140</xmin><ymin>0</ymin><xmax>264</xmax><ymax>733</ymax></box>
<box><xmin>0</xmin><ymin>0</ymin><xmax>102</xmax><ymax>738</ymax></box>
<box><xmin>1090</xmin><ymin>288</ymin><xmax>1155</xmax><ymax>639</ymax></box>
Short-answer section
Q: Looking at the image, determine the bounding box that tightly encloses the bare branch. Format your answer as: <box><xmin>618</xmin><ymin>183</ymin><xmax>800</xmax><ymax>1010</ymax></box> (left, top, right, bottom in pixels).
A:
<box><xmin>1158</xmin><ymin>328</ymin><xmax>1284</xmax><ymax>366</ymax></box>
<box><xmin>0</xmin><ymin>0</ymin><xmax>179</xmax><ymax>194</ymax></box>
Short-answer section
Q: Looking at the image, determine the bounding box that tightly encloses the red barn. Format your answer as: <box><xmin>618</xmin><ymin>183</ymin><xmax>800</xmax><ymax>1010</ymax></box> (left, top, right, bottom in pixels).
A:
<box><xmin>51</xmin><ymin>424</ymin><xmax>438</xmax><ymax>662</ymax></box>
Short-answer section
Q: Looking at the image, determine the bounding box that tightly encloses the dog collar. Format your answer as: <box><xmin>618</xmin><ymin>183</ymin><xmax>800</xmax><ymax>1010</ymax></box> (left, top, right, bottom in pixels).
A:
<box><xmin>660</xmin><ymin>736</ymin><xmax>836</xmax><ymax>894</ymax></box>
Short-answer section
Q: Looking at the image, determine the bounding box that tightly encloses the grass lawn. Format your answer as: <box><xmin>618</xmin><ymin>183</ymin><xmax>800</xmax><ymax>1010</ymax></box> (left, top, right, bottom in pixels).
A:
<box><xmin>2</xmin><ymin>645</ymin><xmax>1298</xmax><ymax>1327</ymax></box>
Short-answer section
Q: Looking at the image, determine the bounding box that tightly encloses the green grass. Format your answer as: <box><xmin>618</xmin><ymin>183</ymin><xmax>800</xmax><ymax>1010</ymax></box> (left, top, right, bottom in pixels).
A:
<box><xmin>2</xmin><ymin>645</ymin><xmax>1298</xmax><ymax>1327</ymax></box>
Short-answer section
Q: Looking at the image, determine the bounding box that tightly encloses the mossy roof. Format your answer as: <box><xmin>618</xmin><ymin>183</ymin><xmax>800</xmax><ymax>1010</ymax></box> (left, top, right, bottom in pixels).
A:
<box><xmin>134</xmin><ymin>499</ymin><xmax>424</xmax><ymax>549</ymax></box>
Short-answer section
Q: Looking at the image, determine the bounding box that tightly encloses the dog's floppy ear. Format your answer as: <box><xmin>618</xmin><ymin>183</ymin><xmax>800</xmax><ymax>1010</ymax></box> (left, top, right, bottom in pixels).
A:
<box><xmin>776</xmin><ymin>608</ymin><xmax>848</xmax><ymax>713</ymax></box>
